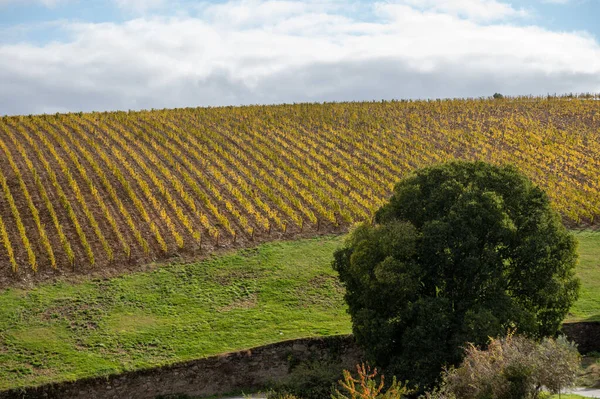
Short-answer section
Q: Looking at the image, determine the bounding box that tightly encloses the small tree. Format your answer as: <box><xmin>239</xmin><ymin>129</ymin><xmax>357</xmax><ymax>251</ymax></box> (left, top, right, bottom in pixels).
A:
<box><xmin>333</xmin><ymin>161</ymin><xmax>580</xmax><ymax>390</ymax></box>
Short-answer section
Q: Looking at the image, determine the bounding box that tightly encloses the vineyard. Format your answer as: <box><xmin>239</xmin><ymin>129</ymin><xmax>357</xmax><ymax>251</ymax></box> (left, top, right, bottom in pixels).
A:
<box><xmin>0</xmin><ymin>97</ymin><xmax>599</xmax><ymax>281</ymax></box>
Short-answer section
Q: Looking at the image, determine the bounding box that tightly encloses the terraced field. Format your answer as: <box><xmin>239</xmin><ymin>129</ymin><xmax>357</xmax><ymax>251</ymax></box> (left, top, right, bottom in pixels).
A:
<box><xmin>0</xmin><ymin>98</ymin><xmax>599</xmax><ymax>282</ymax></box>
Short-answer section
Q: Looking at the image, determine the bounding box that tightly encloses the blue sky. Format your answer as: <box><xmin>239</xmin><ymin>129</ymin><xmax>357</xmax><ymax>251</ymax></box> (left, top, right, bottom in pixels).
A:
<box><xmin>1</xmin><ymin>0</ymin><xmax>599</xmax><ymax>115</ymax></box>
<box><xmin>2</xmin><ymin>1</ymin><xmax>599</xmax><ymax>43</ymax></box>
<box><xmin>523</xmin><ymin>0</ymin><xmax>599</xmax><ymax>39</ymax></box>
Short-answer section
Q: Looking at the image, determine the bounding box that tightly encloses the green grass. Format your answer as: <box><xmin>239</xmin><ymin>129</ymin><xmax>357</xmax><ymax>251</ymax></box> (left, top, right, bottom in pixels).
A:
<box><xmin>0</xmin><ymin>235</ymin><xmax>351</xmax><ymax>390</ymax></box>
<box><xmin>568</xmin><ymin>230</ymin><xmax>600</xmax><ymax>322</ymax></box>
<box><xmin>0</xmin><ymin>231</ymin><xmax>598</xmax><ymax>391</ymax></box>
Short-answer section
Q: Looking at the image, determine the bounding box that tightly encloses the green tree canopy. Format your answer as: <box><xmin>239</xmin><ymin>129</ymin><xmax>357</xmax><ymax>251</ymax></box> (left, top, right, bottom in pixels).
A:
<box><xmin>333</xmin><ymin>161</ymin><xmax>580</xmax><ymax>390</ymax></box>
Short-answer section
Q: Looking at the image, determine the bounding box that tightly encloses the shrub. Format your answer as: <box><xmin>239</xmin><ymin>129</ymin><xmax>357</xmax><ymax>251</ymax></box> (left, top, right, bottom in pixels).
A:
<box><xmin>433</xmin><ymin>334</ymin><xmax>580</xmax><ymax>399</ymax></box>
<box><xmin>333</xmin><ymin>161</ymin><xmax>580</xmax><ymax>391</ymax></box>
<box><xmin>267</xmin><ymin>363</ymin><xmax>411</xmax><ymax>399</ymax></box>
<box><xmin>332</xmin><ymin>363</ymin><xmax>412</xmax><ymax>399</ymax></box>
<box><xmin>266</xmin><ymin>360</ymin><xmax>343</xmax><ymax>399</ymax></box>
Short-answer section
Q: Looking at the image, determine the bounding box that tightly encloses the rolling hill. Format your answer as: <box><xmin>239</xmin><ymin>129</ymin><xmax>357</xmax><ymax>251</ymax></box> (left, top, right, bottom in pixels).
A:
<box><xmin>0</xmin><ymin>97</ymin><xmax>598</xmax><ymax>283</ymax></box>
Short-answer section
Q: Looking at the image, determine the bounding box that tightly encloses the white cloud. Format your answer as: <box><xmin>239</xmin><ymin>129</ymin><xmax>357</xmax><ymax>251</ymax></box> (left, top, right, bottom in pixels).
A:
<box><xmin>0</xmin><ymin>0</ymin><xmax>599</xmax><ymax>115</ymax></box>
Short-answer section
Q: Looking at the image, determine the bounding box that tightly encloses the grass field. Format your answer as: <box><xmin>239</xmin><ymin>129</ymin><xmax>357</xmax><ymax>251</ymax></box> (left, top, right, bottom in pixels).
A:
<box><xmin>569</xmin><ymin>230</ymin><xmax>600</xmax><ymax>322</ymax></box>
<box><xmin>0</xmin><ymin>231</ymin><xmax>598</xmax><ymax>391</ymax></box>
<box><xmin>1</xmin><ymin>98</ymin><xmax>599</xmax><ymax>282</ymax></box>
<box><xmin>0</xmin><ymin>235</ymin><xmax>350</xmax><ymax>390</ymax></box>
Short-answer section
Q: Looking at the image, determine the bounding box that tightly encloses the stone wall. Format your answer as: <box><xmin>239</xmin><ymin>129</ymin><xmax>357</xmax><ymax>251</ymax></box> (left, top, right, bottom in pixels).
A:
<box><xmin>562</xmin><ymin>322</ymin><xmax>600</xmax><ymax>354</ymax></box>
<box><xmin>2</xmin><ymin>323</ymin><xmax>598</xmax><ymax>399</ymax></box>
<box><xmin>0</xmin><ymin>335</ymin><xmax>363</xmax><ymax>399</ymax></box>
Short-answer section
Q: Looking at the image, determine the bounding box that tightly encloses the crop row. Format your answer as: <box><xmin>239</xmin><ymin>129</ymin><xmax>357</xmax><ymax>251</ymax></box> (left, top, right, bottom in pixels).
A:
<box><xmin>0</xmin><ymin>97</ymin><xmax>598</xmax><ymax>274</ymax></box>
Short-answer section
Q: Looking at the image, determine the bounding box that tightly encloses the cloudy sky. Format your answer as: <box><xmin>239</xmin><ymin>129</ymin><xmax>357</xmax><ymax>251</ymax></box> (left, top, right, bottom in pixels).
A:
<box><xmin>1</xmin><ymin>0</ymin><xmax>599</xmax><ymax>115</ymax></box>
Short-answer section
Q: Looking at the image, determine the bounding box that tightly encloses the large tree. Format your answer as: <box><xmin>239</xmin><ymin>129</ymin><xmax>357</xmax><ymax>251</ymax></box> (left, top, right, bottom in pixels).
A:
<box><xmin>333</xmin><ymin>161</ymin><xmax>580</xmax><ymax>390</ymax></box>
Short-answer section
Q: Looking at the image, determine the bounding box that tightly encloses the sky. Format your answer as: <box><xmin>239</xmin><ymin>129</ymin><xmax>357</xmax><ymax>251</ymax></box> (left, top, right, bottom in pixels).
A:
<box><xmin>0</xmin><ymin>0</ymin><xmax>599</xmax><ymax>115</ymax></box>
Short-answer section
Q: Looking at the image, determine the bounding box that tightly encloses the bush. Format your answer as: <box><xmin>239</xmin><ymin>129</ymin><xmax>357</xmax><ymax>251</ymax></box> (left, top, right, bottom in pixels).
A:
<box><xmin>266</xmin><ymin>360</ymin><xmax>342</xmax><ymax>399</ymax></box>
<box><xmin>332</xmin><ymin>363</ymin><xmax>412</xmax><ymax>399</ymax></box>
<box><xmin>431</xmin><ymin>334</ymin><xmax>580</xmax><ymax>399</ymax></box>
<box><xmin>333</xmin><ymin>161</ymin><xmax>580</xmax><ymax>391</ymax></box>
<box><xmin>269</xmin><ymin>364</ymin><xmax>411</xmax><ymax>399</ymax></box>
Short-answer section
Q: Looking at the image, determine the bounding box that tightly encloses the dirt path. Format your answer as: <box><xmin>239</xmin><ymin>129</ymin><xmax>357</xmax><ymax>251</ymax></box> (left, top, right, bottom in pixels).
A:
<box><xmin>566</xmin><ymin>387</ymin><xmax>600</xmax><ymax>398</ymax></box>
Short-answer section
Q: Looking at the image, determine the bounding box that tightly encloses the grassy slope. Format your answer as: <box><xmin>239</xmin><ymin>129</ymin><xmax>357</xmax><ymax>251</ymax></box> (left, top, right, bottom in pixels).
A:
<box><xmin>0</xmin><ymin>235</ymin><xmax>351</xmax><ymax>390</ymax></box>
<box><xmin>568</xmin><ymin>231</ymin><xmax>600</xmax><ymax>322</ymax></box>
<box><xmin>0</xmin><ymin>231</ymin><xmax>598</xmax><ymax>391</ymax></box>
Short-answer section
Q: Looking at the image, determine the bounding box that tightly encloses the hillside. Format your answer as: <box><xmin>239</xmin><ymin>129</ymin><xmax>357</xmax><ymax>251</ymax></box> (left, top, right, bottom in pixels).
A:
<box><xmin>0</xmin><ymin>236</ymin><xmax>350</xmax><ymax>390</ymax></box>
<box><xmin>0</xmin><ymin>98</ymin><xmax>599</xmax><ymax>282</ymax></box>
<box><xmin>0</xmin><ymin>232</ymin><xmax>598</xmax><ymax>391</ymax></box>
